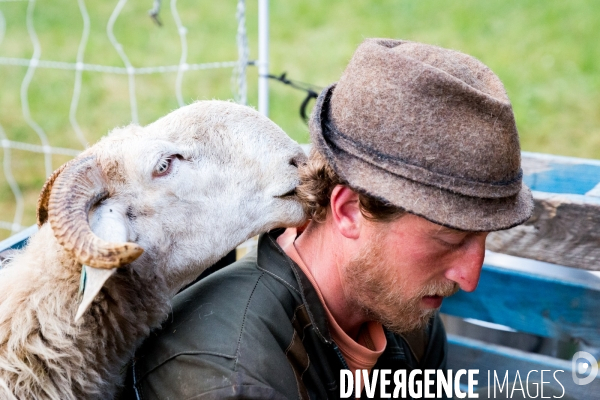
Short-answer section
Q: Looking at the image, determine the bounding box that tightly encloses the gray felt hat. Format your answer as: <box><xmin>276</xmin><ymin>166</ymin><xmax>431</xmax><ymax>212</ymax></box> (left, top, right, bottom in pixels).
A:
<box><xmin>310</xmin><ymin>38</ymin><xmax>534</xmax><ymax>231</ymax></box>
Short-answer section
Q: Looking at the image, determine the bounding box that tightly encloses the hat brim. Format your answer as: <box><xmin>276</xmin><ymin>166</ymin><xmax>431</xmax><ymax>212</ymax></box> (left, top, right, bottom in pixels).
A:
<box><xmin>311</xmin><ymin>85</ymin><xmax>534</xmax><ymax>232</ymax></box>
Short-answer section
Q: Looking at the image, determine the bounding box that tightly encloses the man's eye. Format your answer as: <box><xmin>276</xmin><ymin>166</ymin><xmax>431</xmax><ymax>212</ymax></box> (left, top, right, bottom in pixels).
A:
<box><xmin>441</xmin><ymin>240</ymin><xmax>461</xmax><ymax>248</ymax></box>
<box><xmin>437</xmin><ymin>237</ymin><xmax>465</xmax><ymax>249</ymax></box>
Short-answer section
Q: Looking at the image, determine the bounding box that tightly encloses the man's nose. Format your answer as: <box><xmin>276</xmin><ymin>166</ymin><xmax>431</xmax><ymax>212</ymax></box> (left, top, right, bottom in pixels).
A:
<box><xmin>444</xmin><ymin>236</ymin><xmax>487</xmax><ymax>292</ymax></box>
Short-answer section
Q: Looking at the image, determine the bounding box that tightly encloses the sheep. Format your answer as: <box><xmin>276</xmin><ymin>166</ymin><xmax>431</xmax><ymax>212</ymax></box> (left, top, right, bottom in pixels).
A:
<box><xmin>0</xmin><ymin>100</ymin><xmax>307</xmax><ymax>400</ymax></box>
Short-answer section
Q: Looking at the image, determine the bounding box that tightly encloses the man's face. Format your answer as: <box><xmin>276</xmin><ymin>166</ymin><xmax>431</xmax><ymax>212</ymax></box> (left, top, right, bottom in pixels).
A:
<box><xmin>341</xmin><ymin>213</ymin><xmax>488</xmax><ymax>334</ymax></box>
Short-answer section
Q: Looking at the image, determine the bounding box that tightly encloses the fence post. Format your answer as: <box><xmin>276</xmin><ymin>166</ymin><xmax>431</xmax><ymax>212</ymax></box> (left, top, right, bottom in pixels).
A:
<box><xmin>258</xmin><ymin>0</ymin><xmax>269</xmax><ymax>117</ymax></box>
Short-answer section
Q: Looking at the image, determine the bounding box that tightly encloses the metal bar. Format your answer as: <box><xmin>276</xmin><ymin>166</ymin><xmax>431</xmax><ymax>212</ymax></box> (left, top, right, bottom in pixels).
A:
<box><xmin>257</xmin><ymin>0</ymin><xmax>269</xmax><ymax>116</ymax></box>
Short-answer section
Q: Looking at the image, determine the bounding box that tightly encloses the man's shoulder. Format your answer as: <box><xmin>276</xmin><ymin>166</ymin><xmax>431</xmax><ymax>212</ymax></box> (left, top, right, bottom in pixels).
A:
<box><xmin>140</xmin><ymin>251</ymin><xmax>301</xmax><ymax>361</ymax></box>
<box><xmin>129</xmin><ymin>250</ymin><xmax>303</xmax><ymax>399</ymax></box>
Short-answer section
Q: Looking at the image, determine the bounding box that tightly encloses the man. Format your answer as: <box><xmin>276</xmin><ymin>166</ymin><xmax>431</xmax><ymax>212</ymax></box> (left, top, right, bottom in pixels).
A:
<box><xmin>124</xmin><ymin>39</ymin><xmax>533</xmax><ymax>399</ymax></box>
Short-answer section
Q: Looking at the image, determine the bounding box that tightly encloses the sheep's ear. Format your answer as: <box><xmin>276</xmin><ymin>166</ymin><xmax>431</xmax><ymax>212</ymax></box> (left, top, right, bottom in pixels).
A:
<box><xmin>75</xmin><ymin>265</ymin><xmax>117</xmax><ymax>322</ymax></box>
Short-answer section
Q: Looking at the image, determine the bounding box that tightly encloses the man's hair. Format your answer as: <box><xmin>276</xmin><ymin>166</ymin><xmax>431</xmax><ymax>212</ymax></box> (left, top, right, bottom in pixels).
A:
<box><xmin>297</xmin><ymin>149</ymin><xmax>405</xmax><ymax>223</ymax></box>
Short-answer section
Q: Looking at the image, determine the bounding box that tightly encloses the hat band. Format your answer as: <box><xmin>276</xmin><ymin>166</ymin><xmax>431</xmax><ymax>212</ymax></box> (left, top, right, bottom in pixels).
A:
<box><xmin>318</xmin><ymin>87</ymin><xmax>523</xmax><ymax>199</ymax></box>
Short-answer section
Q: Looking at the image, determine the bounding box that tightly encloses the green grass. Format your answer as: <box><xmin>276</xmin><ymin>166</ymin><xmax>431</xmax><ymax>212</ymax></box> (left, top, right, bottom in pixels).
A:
<box><xmin>0</xmin><ymin>0</ymin><xmax>599</xmax><ymax>239</ymax></box>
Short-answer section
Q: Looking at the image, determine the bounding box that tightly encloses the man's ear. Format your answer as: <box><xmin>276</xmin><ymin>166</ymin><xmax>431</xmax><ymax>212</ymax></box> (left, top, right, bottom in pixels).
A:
<box><xmin>329</xmin><ymin>185</ymin><xmax>362</xmax><ymax>239</ymax></box>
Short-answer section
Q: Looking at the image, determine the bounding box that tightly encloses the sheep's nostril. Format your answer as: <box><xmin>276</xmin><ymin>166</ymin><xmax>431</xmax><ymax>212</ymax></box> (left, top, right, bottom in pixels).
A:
<box><xmin>290</xmin><ymin>154</ymin><xmax>305</xmax><ymax>168</ymax></box>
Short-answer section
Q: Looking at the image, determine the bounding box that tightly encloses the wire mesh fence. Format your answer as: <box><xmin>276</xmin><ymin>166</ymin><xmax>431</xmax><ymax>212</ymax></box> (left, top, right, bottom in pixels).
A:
<box><xmin>0</xmin><ymin>0</ymin><xmax>254</xmax><ymax>240</ymax></box>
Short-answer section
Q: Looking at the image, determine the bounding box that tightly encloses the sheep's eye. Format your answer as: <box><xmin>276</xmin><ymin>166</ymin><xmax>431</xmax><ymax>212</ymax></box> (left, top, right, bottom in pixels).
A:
<box><xmin>153</xmin><ymin>157</ymin><xmax>173</xmax><ymax>177</ymax></box>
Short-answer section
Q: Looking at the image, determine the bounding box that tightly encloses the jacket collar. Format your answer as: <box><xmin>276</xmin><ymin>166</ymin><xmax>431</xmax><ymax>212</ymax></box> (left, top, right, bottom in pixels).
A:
<box><xmin>258</xmin><ymin>229</ymin><xmax>333</xmax><ymax>344</ymax></box>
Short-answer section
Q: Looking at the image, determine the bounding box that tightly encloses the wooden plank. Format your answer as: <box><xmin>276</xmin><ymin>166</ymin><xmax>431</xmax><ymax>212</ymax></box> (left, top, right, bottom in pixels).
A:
<box><xmin>0</xmin><ymin>225</ymin><xmax>37</xmax><ymax>252</ymax></box>
<box><xmin>487</xmin><ymin>191</ymin><xmax>600</xmax><ymax>271</ymax></box>
<box><xmin>522</xmin><ymin>152</ymin><xmax>600</xmax><ymax>195</ymax></box>
<box><xmin>440</xmin><ymin>263</ymin><xmax>600</xmax><ymax>347</ymax></box>
<box><xmin>0</xmin><ymin>226</ymin><xmax>36</xmax><ymax>269</ymax></box>
<box><xmin>447</xmin><ymin>334</ymin><xmax>600</xmax><ymax>399</ymax></box>
<box><xmin>483</xmin><ymin>251</ymin><xmax>600</xmax><ymax>294</ymax></box>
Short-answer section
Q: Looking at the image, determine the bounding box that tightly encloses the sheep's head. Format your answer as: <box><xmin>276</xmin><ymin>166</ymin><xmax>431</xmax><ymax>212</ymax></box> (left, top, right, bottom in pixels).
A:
<box><xmin>37</xmin><ymin>101</ymin><xmax>307</xmax><ymax>319</ymax></box>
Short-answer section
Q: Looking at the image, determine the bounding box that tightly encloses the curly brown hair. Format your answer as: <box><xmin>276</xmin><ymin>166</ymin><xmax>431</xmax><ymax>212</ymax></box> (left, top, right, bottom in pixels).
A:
<box><xmin>296</xmin><ymin>148</ymin><xmax>405</xmax><ymax>223</ymax></box>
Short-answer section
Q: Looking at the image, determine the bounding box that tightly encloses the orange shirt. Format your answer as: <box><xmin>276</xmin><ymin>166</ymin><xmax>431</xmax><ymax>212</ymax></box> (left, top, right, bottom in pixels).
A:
<box><xmin>277</xmin><ymin>228</ymin><xmax>387</xmax><ymax>396</ymax></box>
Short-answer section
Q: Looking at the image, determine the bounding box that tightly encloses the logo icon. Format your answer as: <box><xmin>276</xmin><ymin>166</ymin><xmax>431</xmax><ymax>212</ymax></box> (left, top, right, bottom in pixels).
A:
<box><xmin>572</xmin><ymin>351</ymin><xmax>598</xmax><ymax>385</ymax></box>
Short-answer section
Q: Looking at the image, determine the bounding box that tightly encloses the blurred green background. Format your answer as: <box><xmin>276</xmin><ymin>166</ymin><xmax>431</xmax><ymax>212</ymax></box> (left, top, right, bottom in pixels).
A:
<box><xmin>0</xmin><ymin>0</ymin><xmax>599</xmax><ymax>239</ymax></box>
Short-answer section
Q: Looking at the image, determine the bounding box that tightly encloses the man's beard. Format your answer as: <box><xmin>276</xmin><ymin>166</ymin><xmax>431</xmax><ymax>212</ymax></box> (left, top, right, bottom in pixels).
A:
<box><xmin>342</xmin><ymin>231</ymin><xmax>459</xmax><ymax>334</ymax></box>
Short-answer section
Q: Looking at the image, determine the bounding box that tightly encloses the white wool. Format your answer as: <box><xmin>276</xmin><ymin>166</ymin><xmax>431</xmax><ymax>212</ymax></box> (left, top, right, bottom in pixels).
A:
<box><xmin>0</xmin><ymin>101</ymin><xmax>306</xmax><ymax>399</ymax></box>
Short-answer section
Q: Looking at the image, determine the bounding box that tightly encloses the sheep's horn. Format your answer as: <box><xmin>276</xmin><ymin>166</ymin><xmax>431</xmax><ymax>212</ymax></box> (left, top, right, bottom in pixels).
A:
<box><xmin>47</xmin><ymin>156</ymin><xmax>143</xmax><ymax>269</ymax></box>
<box><xmin>37</xmin><ymin>159</ymin><xmax>74</xmax><ymax>227</ymax></box>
